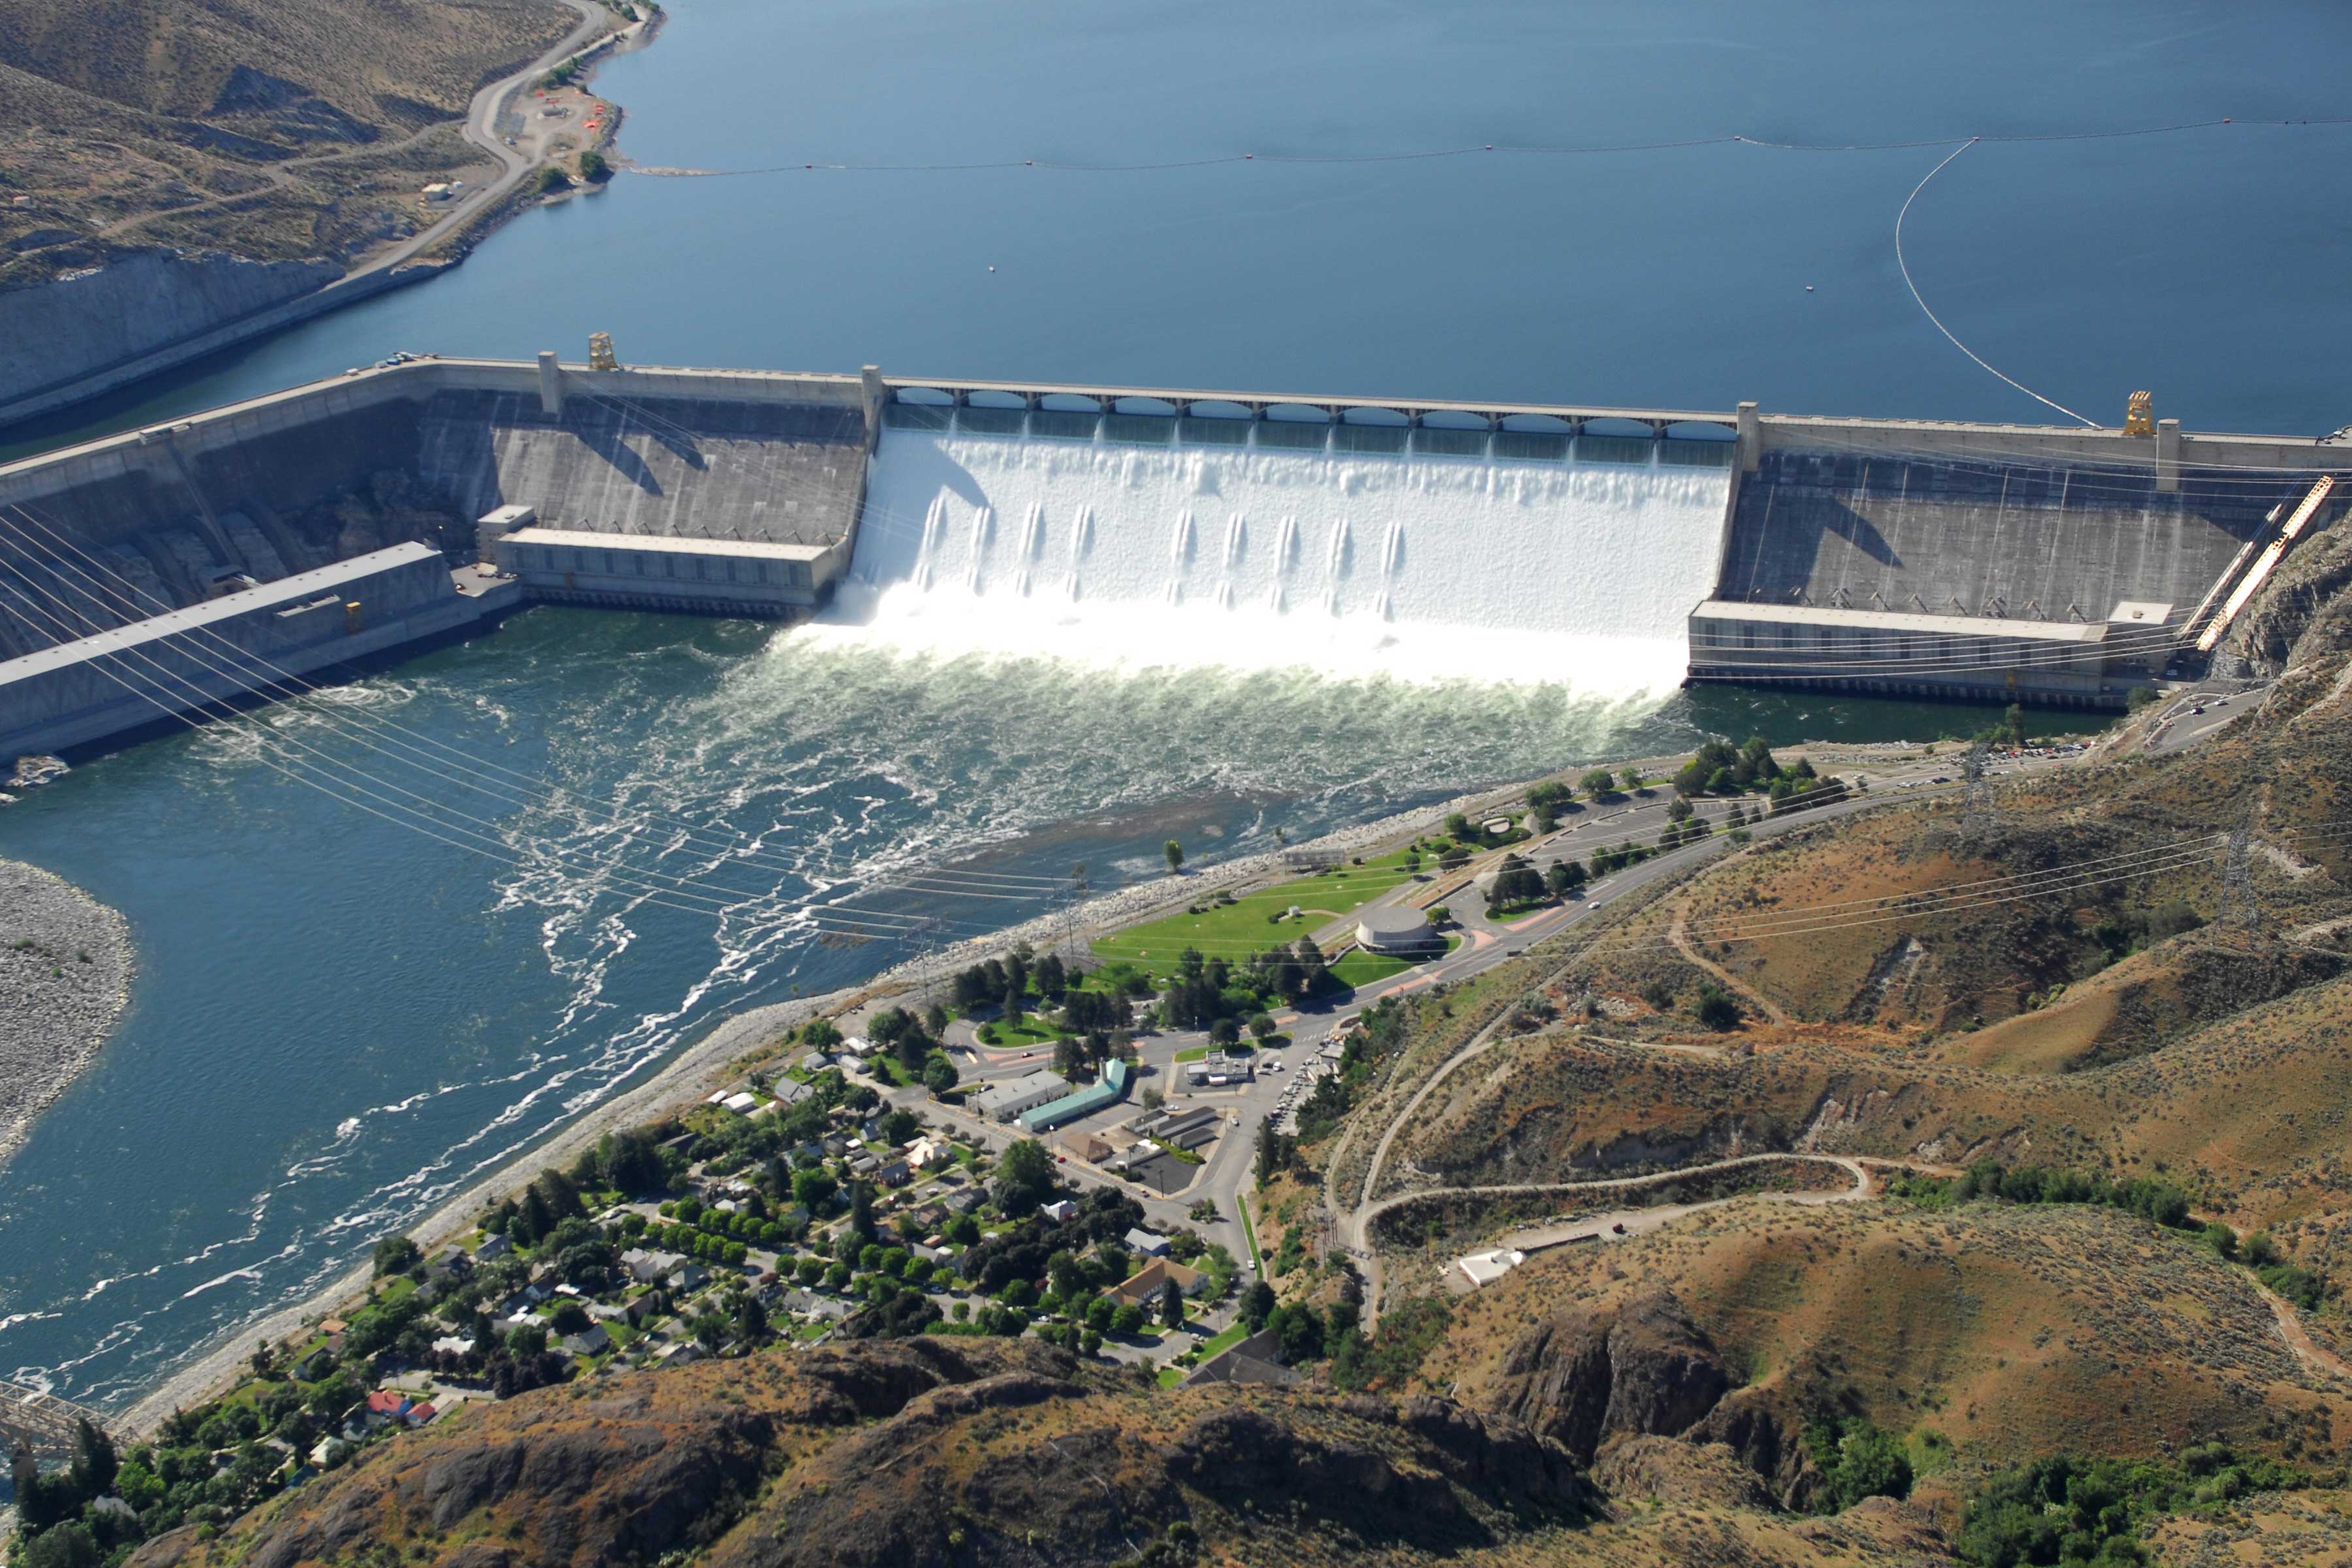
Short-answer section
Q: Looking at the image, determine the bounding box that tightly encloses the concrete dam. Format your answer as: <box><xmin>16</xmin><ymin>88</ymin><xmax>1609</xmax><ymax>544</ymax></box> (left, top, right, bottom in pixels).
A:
<box><xmin>3</xmin><ymin>353</ymin><xmax>2347</xmax><ymax>761</ymax></box>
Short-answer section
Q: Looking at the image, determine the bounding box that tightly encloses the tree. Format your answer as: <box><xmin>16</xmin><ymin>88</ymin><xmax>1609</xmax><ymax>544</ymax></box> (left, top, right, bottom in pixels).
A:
<box><xmin>849</xmin><ymin>1181</ymin><xmax>877</xmax><ymax>1243</ymax></box>
<box><xmin>577</xmin><ymin>148</ymin><xmax>611</xmax><ymax>182</ymax></box>
<box><xmin>1269</xmin><ymin>1303</ymin><xmax>1325</xmax><ymax>1363</ymax></box>
<box><xmin>1036</xmin><ymin>953</ymin><xmax>1067</xmax><ymax>1000</ymax></box>
<box><xmin>1248</xmin><ymin>1012</ymin><xmax>1278</xmax><ymax>1042</ymax></box>
<box><xmin>1240</xmin><ymin>1280</ymin><xmax>1277</xmax><ymax>1332</ymax></box>
<box><xmin>1443</xmin><ymin>812</ymin><xmax>1472</xmax><ymax>842</ymax></box>
<box><xmin>1545</xmin><ymin>860</ymin><xmax>1585</xmax><ymax>897</ymax></box>
<box><xmin>70</xmin><ymin>1416</ymin><xmax>117</xmax><ymax>1500</ymax></box>
<box><xmin>1526</xmin><ymin>780</ymin><xmax>1574</xmax><ymax>832</ymax></box>
<box><xmin>793</xmin><ymin>1166</ymin><xmax>837</xmax><ymax>1211</ymax></box>
<box><xmin>1164</xmin><ymin>839</ymin><xmax>1185</xmax><ymax>874</ymax></box>
<box><xmin>1110</xmin><ymin>1302</ymin><xmax>1147</xmax><ymax>1336</ymax></box>
<box><xmin>20</xmin><ymin>1524</ymin><xmax>97</xmax><ymax>1568</ymax></box>
<box><xmin>923</xmin><ymin>1052</ymin><xmax>960</xmax><ymax>1096</ymax></box>
<box><xmin>1620</xmin><ymin>765</ymin><xmax>1644</xmax><ymax>792</ymax></box>
<box><xmin>1667</xmin><ymin>795</ymin><xmax>1693</xmax><ymax>824</ymax></box>
<box><xmin>993</xmin><ymin>1138</ymin><xmax>1059</xmax><ymax>1217</ymax></box>
<box><xmin>1692</xmin><ymin>984</ymin><xmax>1741</xmax><ymax>1031</ymax></box>
<box><xmin>801</xmin><ymin>1016</ymin><xmax>845</xmax><ymax>1052</ymax></box>
<box><xmin>372</xmin><ymin>1234</ymin><xmax>423</xmax><ymax>1278</ymax></box>
<box><xmin>2005</xmin><ymin>702</ymin><xmax>2027</xmax><ymax>749</ymax></box>
<box><xmin>1580</xmin><ymin>768</ymin><xmax>1615</xmax><ymax>799</ymax></box>
<box><xmin>1159</xmin><ymin>1279</ymin><xmax>1185</xmax><ymax>1328</ymax></box>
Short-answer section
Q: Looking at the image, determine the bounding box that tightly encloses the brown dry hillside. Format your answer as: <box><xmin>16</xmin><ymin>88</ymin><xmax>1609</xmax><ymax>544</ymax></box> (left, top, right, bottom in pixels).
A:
<box><xmin>0</xmin><ymin>0</ymin><xmax>581</xmax><ymax>282</ymax></box>
<box><xmin>124</xmin><ymin>1336</ymin><xmax>1964</xmax><ymax>1568</ymax></box>
<box><xmin>1414</xmin><ymin>1200</ymin><xmax>2348</xmax><ymax>1490</ymax></box>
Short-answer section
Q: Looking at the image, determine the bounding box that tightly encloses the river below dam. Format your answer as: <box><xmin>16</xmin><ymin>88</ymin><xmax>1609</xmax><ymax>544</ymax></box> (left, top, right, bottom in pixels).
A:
<box><xmin>5</xmin><ymin>0</ymin><xmax>2351</xmax><ymax>1407</ymax></box>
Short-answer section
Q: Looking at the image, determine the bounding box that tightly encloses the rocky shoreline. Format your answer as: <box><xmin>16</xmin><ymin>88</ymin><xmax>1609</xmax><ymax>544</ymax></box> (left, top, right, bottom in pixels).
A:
<box><xmin>0</xmin><ymin>860</ymin><xmax>133</xmax><ymax>1170</ymax></box>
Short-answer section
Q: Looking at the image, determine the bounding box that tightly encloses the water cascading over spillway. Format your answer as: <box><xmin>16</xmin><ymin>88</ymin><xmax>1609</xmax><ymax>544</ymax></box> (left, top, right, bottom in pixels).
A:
<box><xmin>839</xmin><ymin>425</ymin><xmax>1734</xmax><ymax>690</ymax></box>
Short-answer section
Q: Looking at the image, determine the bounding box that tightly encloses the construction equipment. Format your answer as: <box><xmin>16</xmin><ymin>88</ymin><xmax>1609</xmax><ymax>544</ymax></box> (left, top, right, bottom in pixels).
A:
<box><xmin>587</xmin><ymin>332</ymin><xmax>620</xmax><ymax>372</ymax></box>
<box><xmin>2123</xmin><ymin>391</ymin><xmax>2155</xmax><ymax>436</ymax></box>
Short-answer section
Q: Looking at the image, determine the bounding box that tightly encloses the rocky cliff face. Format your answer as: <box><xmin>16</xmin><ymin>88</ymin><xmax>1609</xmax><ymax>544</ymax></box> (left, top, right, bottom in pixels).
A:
<box><xmin>1485</xmin><ymin>1292</ymin><xmax>1735</xmax><ymax>1465</ymax></box>
<box><xmin>0</xmin><ymin>248</ymin><xmax>338</xmax><ymax>406</ymax></box>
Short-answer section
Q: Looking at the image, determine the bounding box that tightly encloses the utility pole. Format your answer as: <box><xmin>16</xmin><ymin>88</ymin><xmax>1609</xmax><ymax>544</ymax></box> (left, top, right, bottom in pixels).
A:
<box><xmin>2217</xmin><ymin>816</ymin><xmax>2261</xmax><ymax>938</ymax></box>
<box><xmin>1959</xmin><ymin>740</ymin><xmax>1996</xmax><ymax>844</ymax></box>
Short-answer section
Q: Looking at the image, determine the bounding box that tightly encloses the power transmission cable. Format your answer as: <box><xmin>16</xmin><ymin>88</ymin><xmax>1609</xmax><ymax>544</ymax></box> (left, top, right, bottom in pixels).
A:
<box><xmin>0</xmin><ymin>506</ymin><xmax>1081</xmax><ymax>902</ymax></box>
<box><xmin>0</xmin><ymin>568</ymin><xmax>1016</xmax><ymax>942</ymax></box>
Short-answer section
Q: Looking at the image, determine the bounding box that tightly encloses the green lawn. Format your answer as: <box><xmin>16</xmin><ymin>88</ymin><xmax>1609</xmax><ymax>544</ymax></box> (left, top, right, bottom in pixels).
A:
<box><xmin>975</xmin><ymin>1016</ymin><xmax>1063</xmax><ymax>1051</ymax></box>
<box><xmin>1326</xmin><ymin>932</ymin><xmax>1460</xmax><ymax>993</ymax></box>
<box><xmin>1236</xmin><ymin>1192</ymin><xmax>1264</xmax><ymax>1272</ymax></box>
<box><xmin>1195</xmin><ymin>1320</ymin><xmax>1249</xmax><ymax>1359</ymax></box>
<box><xmin>1091</xmin><ymin>851</ymin><xmax>1426</xmax><ymax>980</ymax></box>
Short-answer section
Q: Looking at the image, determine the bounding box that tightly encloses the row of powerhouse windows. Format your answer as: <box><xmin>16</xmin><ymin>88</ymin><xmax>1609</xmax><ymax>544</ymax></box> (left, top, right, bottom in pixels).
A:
<box><xmin>517</xmin><ymin>545</ymin><xmax>810</xmax><ymax>589</ymax></box>
<box><xmin>1691</xmin><ymin>622</ymin><xmax>2098</xmax><ymax>664</ymax></box>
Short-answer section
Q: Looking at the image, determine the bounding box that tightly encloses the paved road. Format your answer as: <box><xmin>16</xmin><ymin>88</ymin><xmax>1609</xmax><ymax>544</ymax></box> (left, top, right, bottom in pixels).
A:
<box><xmin>348</xmin><ymin>0</ymin><xmax>616</xmax><ymax>281</ymax></box>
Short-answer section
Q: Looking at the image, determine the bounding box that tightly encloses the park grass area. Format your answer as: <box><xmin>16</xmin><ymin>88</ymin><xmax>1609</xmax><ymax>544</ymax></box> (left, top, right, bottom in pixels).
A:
<box><xmin>976</xmin><ymin>1016</ymin><xmax>1063</xmax><ymax>1051</ymax></box>
<box><xmin>1091</xmin><ymin>851</ymin><xmax>1425</xmax><ymax>980</ymax></box>
<box><xmin>1326</xmin><ymin>932</ymin><xmax>1463</xmax><ymax>993</ymax></box>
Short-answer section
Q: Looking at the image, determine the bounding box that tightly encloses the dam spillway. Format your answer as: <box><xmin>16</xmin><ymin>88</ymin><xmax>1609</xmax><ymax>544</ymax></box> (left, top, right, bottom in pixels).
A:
<box><xmin>850</xmin><ymin>419</ymin><xmax>1733</xmax><ymax>686</ymax></box>
<box><xmin>5</xmin><ymin>355</ymin><xmax>2352</xmax><ymax>764</ymax></box>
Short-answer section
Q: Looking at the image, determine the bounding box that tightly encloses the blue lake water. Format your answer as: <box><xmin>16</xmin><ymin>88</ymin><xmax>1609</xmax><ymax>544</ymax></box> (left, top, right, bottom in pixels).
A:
<box><xmin>4</xmin><ymin>0</ymin><xmax>2349</xmax><ymax>1405</ymax></box>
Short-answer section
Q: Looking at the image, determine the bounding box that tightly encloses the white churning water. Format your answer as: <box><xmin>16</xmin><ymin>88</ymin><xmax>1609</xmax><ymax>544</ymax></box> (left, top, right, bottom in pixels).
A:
<box><xmin>822</xmin><ymin>430</ymin><xmax>1732</xmax><ymax>693</ymax></box>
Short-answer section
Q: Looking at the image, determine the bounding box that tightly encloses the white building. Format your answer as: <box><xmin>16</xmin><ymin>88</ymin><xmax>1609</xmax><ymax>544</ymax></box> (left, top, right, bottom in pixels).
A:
<box><xmin>973</xmin><ymin>1069</ymin><xmax>1071</xmax><ymax>1123</ymax></box>
<box><xmin>1356</xmin><ymin>906</ymin><xmax>1439</xmax><ymax>955</ymax></box>
<box><xmin>1455</xmin><ymin>1248</ymin><xmax>1528</xmax><ymax>1288</ymax></box>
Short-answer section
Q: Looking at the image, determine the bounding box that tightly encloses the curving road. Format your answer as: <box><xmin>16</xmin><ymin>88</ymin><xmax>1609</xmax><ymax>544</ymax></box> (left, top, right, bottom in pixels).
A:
<box><xmin>347</xmin><ymin>0</ymin><xmax>614</xmax><ymax>280</ymax></box>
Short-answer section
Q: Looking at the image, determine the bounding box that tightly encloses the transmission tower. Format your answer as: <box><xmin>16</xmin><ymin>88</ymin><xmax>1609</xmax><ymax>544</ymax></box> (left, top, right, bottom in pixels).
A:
<box><xmin>2216</xmin><ymin>820</ymin><xmax>2261</xmax><ymax>938</ymax></box>
<box><xmin>1958</xmin><ymin>741</ymin><xmax>1996</xmax><ymax>842</ymax></box>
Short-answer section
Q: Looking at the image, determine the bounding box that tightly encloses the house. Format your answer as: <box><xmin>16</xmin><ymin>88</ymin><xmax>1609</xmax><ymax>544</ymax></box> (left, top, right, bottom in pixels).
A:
<box><xmin>1109</xmin><ymin>1257</ymin><xmax>1206</xmax><ymax>1307</ymax></box>
<box><xmin>473</xmin><ymin>1230</ymin><xmax>513</xmax><ymax>1262</ymax></box>
<box><xmin>667</xmin><ymin>1264</ymin><xmax>713</xmax><ymax>1294</ymax></box>
<box><xmin>622</xmin><ymin>1247</ymin><xmax>686</xmax><ymax>1283</ymax></box>
<box><xmin>943</xmin><ymin>1189</ymin><xmax>984</xmax><ymax>1215</ymax></box>
<box><xmin>592</xmin><ymin>1296</ymin><xmax>654</xmax><ymax>1327</ymax></box>
<box><xmin>1061</xmin><ymin>1131</ymin><xmax>1120</xmax><ymax>1164</ymax></box>
<box><xmin>878</xmin><ymin>1160</ymin><xmax>912</xmax><ymax>1187</ymax></box>
<box><xmin>821</xmin><ymin>1134</ymin><xmax>852</xmax><ymax>1157</ymax></box>
<box><xmin>655</xmin><ymin>1342</ymin><xmax>704</xmax><ymax>1366</ymax></box>
<box><xmin>905</xmin><ymin>1136</ymin><xmax>950</xmax><ymax>1168</ymax></box>
<box><xmin>722</xmin><ymin>1092</ymin><xmax>760</xmax><ymax>1115</ymax></box>
<box><xmin>1187</xmin><ymin>1327</ymin><xmax>1304</xmax><ymax>1387</ymax></box>
<box><xmin>309</xmin><ymin>1437</ymin><xmax>351</xmax><ymax>1468</ymax></box>
<box><xmin>363</xmin><ymin>1390</ymin><xmax>413</xmax><ymax>1429</ymax></box>
<box><xmin>770</xmin><ymin>1080</ymin><xmax>814</xmax><ymax>1107</ymax></box>
<box><xmin>1040</xmin><ymin>1199</ymin><xmax>1077</xmax><ymax>1223</ymax></box>
<box><xmin>560</xmin><ymin>1325</ymin><xmax>613</xmax><ymax>1358</ymax></box>
<box><xmin>404</xmin><ymin>1403</ymin><xmax>440</xmax><ymax>1428</ymax></box>
<box><xmin>848</xmin><ymin>1152</ymin><xmax>881</xmax><ymax>1177</ymax></box>
<box><xmin>1124</xmin><ymin>1228</ymin><xmax>1172</xmax><ymax>1257</ymax></box>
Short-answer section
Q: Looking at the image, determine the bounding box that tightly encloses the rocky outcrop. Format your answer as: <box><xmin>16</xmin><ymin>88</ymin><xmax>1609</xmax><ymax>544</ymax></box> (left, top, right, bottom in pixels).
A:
<box><xmin>0</xmin><ymin>249</ymin><xmax>338</xmax><ymax>407</ymax></box>
<box><xmin>1485</xmin><ymin>1291</ymin><xmax>1733</xmax><ymax>1464</ymax></box>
